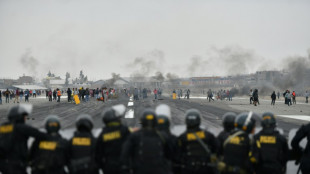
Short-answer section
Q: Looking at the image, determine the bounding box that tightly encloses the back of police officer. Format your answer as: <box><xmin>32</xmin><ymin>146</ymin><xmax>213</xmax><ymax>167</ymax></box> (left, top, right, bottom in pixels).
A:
<box><xmin>155</xmin><ymin>104</ymin><xmax>179</xmax><ymax>173</ymax></box>
<box><xmin>221</xmin><ymin>112</ymin><xmax>256</xmax><ymax>174</ymax></box>
<box><xmin>68</xmin><ymin>114</ymin><xmax>98</xmax><ymax>174</ymax></box>
<box><xmin>121</xmin><ymin>109</ymin><xmax>173</xmax><ymax>174</ymax></box>
<box><xmin>96</xmin><ymin>104</ymin><xmax>130</xmax><ymax>174</ymax></box>
<box><xmin>217</xmin><ymin>112</ymin><xmax>237</xmax><ymax>157</ymax></box>
<box><xmin>252</xmin><ymin>112</ymin><xmax>288</xmax><ymax>174</ymax></box>
<box><xmin>0</xmin><ymin>105</ymin><xmax>48</xmax><ymax>174</ymax></box>
<box><xmin>291</xmin><ymin>120</ymin><xmax>310</xmax><ymax>173</ymax></box>
<box><xmin>177</xmin><ymin>109</ymin><xmax>218</xmax><ymax>174</ymax></box>
<box><xmin>29</xmin><ymin>115</ymin><xmax>69</xmax><ymax>174</ymax></box>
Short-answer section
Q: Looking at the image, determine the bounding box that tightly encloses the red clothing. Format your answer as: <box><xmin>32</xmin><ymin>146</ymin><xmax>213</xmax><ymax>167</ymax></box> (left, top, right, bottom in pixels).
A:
<box><xmin>154</xmin><ymin>89</ymin><xmax>158</xmax><ymax>94</ymax></box>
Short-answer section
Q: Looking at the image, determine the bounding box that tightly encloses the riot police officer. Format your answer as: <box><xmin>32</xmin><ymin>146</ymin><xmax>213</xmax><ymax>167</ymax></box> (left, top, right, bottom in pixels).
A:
<box><xmin>121</xmin><ymin>109</ymin><xmax>173</xmax><ymax>174</ymax></box>
<box><xmin>155</xmin><ymin>104</ymin><xmax>174</xmax><ymax>137</ymax></box>
<box><xmin>29</xmin><ymin>115</ymin><xmax>69</xmax><ymax>174</ymax></box>
<box><xmin>217</xmin><ymin>112</ymin><xmax>237</xmax><ymax>156</ymax></box>
<box><xmin>155</xmin><ymin>104</ymin><xmax>178</xmax><ymax>173</ymax></box>
<box><xmin>68</xmin><ymin>114</ymin><xmax>98</xmax><ymax>174</ymax></box>
<box><xmin>291</xmin><ymin>119</ymin><xmax>310</xmax><ymax>173</ymax></box>
<box><xmin>219</xmin><ymin>112</ymin><xmax>256</xmax><ymax>174</ymax></box>
<box><xmin>0</xmin><ymin>104</ymin><xmax>48</xmax><ymax>174</ymax></box>
<box><xmin>252</xmin><ymin>112</ymin><xmax>288</xmax><ymax>174</ymax></box>
<box><xmin>96</xmin><ymin>104</ymin><xmax>131</xmax><ymax>174</ymax></box>
<box><xmin>176</xmin><ymin>109</ymin><xmax>218</xmax><ymax>174</ymax></box>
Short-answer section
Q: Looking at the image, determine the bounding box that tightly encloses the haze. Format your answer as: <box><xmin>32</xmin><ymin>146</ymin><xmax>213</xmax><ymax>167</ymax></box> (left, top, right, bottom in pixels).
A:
<box><xmin>0</xmin><ymin>0</ymin><xmax>310</xmax><ymax>80</ymax></box>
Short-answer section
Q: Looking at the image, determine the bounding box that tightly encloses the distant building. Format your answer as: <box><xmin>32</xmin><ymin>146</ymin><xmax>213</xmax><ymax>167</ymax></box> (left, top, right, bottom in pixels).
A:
<box><xmin>256</xmin><ymin>71</ymin><xmax>282</xmax><ymax>83</ymax></box>
<box><xmin>17</xmin><ymin>75</ymin><xmax>33</xmax><ymax>85</ymax></box>
<box><xmin>0</xmin><ymin>79</ymin><xmax>18</xmax><ymax>89</ymax></box>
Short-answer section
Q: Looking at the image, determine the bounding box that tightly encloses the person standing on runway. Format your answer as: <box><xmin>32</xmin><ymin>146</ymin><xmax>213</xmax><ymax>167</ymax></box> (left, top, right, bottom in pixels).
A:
<box><xmin>271</xmin><ymin>91</ymin><xmax>276</xmax><ymax>105</ymax></box>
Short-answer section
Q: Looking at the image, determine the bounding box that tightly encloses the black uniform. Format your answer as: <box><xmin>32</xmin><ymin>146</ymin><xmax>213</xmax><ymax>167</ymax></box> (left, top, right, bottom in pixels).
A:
<box><xmin>121</xmin><ymin>129</ymin><xmax>173</xmax><ymax>174</ymax></box>
<box><xmin>252</xmin><ymin>128</ymin><xmax>288</xmax><ymax>174</ymax></box>
<box><xmin>0</xmin><ymin>122</ymin><xmax>47</xmax><ymax>174</ymax></box>
<box><xmin>29</xmin><ymin>133</ymin><xmax>69</xmax><ymax>174</ymax></box>
<box><xmin>177</xmin><ymin>128</ymin><xmax>218</xmax><ymax>174</ymax></box>
<box><xmin>217</xmin><ymin>130</ymin><xmax>231</xmax><ymax>156</ymax></box>
<box><xmin>68</xmin><ymin>130</ymin><xmax>98</xmax><ymax>174</ymax></box>
<box><xmin>291</xmin><ymin>123</ymin><xmax>310</xmax><ymax>173</ymax></box>
<box><xmin>67</xmin><ymin>88</ymin><xmax>72</xmax><ymax>102</ymax></box>
<box><xmin>222</xmin><ymin>130</ymin><xmax>253</xmax><ymax>174</ymax></box>
<box><xmin>96</xmin><ymin>124</ymin><xmax>131</xmax><ymax>174</ymax></box>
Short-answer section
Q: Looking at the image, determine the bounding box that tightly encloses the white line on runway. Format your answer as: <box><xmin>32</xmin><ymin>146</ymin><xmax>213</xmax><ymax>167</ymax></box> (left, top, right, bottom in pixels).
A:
<box><xmin>125</xmin><ymin>109</ymin><xmax>134</xmax><ymax>118</ymax></box>
<box><xmin>125</xmin><ymin>96</ymin><xmax>134</xmax><ymax>118</ymax></box>
<box><xmin>277</xmin><ymin>115</ymin><xmax>310</xmax><ymax>121</ymax></box>
<box><xmin>128</xmin><ymin>102</ymin><xmax>134</xmax><ymax>106</ymax></box>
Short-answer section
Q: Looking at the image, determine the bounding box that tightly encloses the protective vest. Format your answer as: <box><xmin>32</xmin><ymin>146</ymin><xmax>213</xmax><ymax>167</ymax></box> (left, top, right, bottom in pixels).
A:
<box><xmin>69</xmin><ymin>131</ymin><xmax>98</xmax><ymax>174</ymax></box>
<box><xmin>0</xmin><ymin>122</ymin><xmax>15</xmax><ymax>158</ymax></box>
<box><xmin>223</xmin><ymin>131</ymin><xmax>252</xmax><ymax>172</ymax></box>
<box><xmin>178</xmin><ymin>130</ymin><xmax>213</xmax><ymax>172</ymax></box>
<box><xmin>253</xmin><ymin>130</ymin><xmax>288</xmax><ymax>174</ymax></box>
<box><xmin>97</xmin><ymin>125</ymin><xmax>130</xmax><ymax>171</ymax></box>
<box><xmin>57</xmin><ymin>91</ymin><xmax>61</xmax><ymax>96</ymax></box>
<box><xmin>30</xmin><ymin>135</ymin><xmax>67</xmax><ymax>173</ymax></box>
<box><xmin>137</xmin><ymin>131</ymin><xmax>164</xmax><ymax>162</ymax></box>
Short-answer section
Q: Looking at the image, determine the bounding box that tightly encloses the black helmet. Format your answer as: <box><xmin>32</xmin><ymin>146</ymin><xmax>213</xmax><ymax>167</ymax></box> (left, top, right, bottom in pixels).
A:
<box><xmin>261</xmin><ymin>112</ymin><xmax>276</xmax><ymax>128</ymax></box>
<box><xmin>235</xmin><ymin>112</ymin><xmax>256</xmax><ymax>134</ymax></box>
<box><xmin>7</xmin><ymin>104</ymin><xmax>33</xmax><ymax>123</ymax></box>
<box><xmin>140</xmin><ymin>109</ymin><xmax>157</xmax><ymax>128</ymax></box>
<box><xmin>222</xmin><ymin>112</ymin><xmax>237</xmax><ymax>132</ymax></box>
<box><xmin>155</xmin><ymin>104</ymin><xmax>171</xmax><ymax>132</ymax></box>
<box><xmin>44</xmin><ymin>115</ymin><xmax>60</xmax><ymax>134</ymax></box>
<box><xmin>156</xmin><ymin>116</ymin><xmax>170</xmax><ymax>131</ymax></box>
<box><xmin>185</xmin><ymin>109</ymin><xmax>201</xmax><ymax>129</ymax></box>
<box><xmin>102</xmin><ymin>104</ymin><xmax>126</xmax><ymax>124</ymax></box>
<box><xmin>76</xmin><ymin>114</ymin><xmax>93</xmax><ymax>131</ymax></box>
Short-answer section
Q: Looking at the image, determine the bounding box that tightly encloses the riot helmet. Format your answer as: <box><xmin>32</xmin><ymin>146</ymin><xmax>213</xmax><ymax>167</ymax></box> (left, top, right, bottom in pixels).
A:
<box><xmin>76</xmin><ymin>114</ymin><xmax>93</xmax><ymax>132</ymax></box>
<box><xmin>261</xmin><ymin>112</ymin><xmax>276</xmax><ymax>128</ymax></box>
<box><xmin>102</xmin><ymin>104</ymin><xmax>126</xmax><ymax>124</ymax></box>
<box><xmin>155</xmin><ymin>104</ymin><xmax>171</xmax><ymax>132</ymax></box>
<box><xmin>185</xmin><ymin>109</ymin><xmax>201</xmax><ymax>129</ymax></box>
<box><xmin>222</xmin><ymin>112</ymin><xmax>237</xmax><ymax>132</ymax></box>
<box><xmin>140</xmin><ymin>109</ymin><xmax>157</xmax><ymax>129</ymax></box>
<box><xmin>7</xmin><ymin>104</ymin><xmax>33</xmax><ymax>123</ymax></box>
<box><xmin>44</xmin><ymin>115</ymin><xmax>61</xmax><ymax>134</ymax></box>
<box><xmin>235</xmin><ymin>112</ymin><xmax>256</xmax><ymax>134</ymax></box>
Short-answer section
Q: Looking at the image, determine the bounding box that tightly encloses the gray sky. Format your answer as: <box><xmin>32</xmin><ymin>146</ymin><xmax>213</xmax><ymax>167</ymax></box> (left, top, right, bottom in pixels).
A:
<box><xmin>0</xmin><ymin>0</ymin><xmax>310</xmax><ymax>80</ymax></box>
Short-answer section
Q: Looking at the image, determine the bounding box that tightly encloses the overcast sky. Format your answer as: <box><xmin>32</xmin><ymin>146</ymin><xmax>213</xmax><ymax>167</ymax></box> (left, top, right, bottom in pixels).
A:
<box><xmin>0</xmin><ymin>0</ymin><xmax>310</xmax><ymax>80</ymax></box>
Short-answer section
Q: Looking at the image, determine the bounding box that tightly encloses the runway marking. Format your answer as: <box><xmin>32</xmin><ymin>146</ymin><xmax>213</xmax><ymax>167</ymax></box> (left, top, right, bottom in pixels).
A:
<box><xmin>277</xmin><ymin>115</ymin><xmax>310</xmax><ymax>121</ymax></box>
<box><xmin>128</xmin><ymin>102</ymin><xmax>134</xmax><ymax>106</ymax></box>
<box><xmin>125</xmin><ymin>109</ymin><xmax>134</xmax><ymax>118</ymax></box>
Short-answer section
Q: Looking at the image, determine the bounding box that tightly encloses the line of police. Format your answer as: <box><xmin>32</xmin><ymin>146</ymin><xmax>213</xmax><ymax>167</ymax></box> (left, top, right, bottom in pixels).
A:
<box><xmin>0</xmin><ymin>104</ymin><xmax>309</xmax><ymax>174</ymax></box>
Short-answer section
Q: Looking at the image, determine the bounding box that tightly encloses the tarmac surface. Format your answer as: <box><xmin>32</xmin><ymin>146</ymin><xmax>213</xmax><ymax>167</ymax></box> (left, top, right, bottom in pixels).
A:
<box><xmin>0</xmin><ymin>93</ymin><xmax>309</xmax><ymax>173</ymax></box>
<box><xmin>0</xmin><ymin>94</ymin><xmax>308</xmax><ymax>134</ymax></box>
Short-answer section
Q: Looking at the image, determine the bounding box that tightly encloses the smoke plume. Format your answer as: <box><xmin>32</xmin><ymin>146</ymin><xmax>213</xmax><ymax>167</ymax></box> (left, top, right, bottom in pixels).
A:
<box><xmin>107</xmin><ymin>73</ymin><xmax>120</xmax><ymax>86</ymax></box>
<box><xmin>20</xmin><ymin>49</ymin><xmax>39</xmax><ymax>76</ymax></box>
<box><xmin>154</xmin><ymin>72</ymin><xmax>165</xmax><ymax>82</ymax></box>
<box><xmin>273</xmin><ymin>55</ymin><xmax>310</xmax><ymax>91</ymax></box>
<box><xmin>187</xmin><ymin>45</ymin><xmax>262</xmax><ymax>77</ymax></box>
